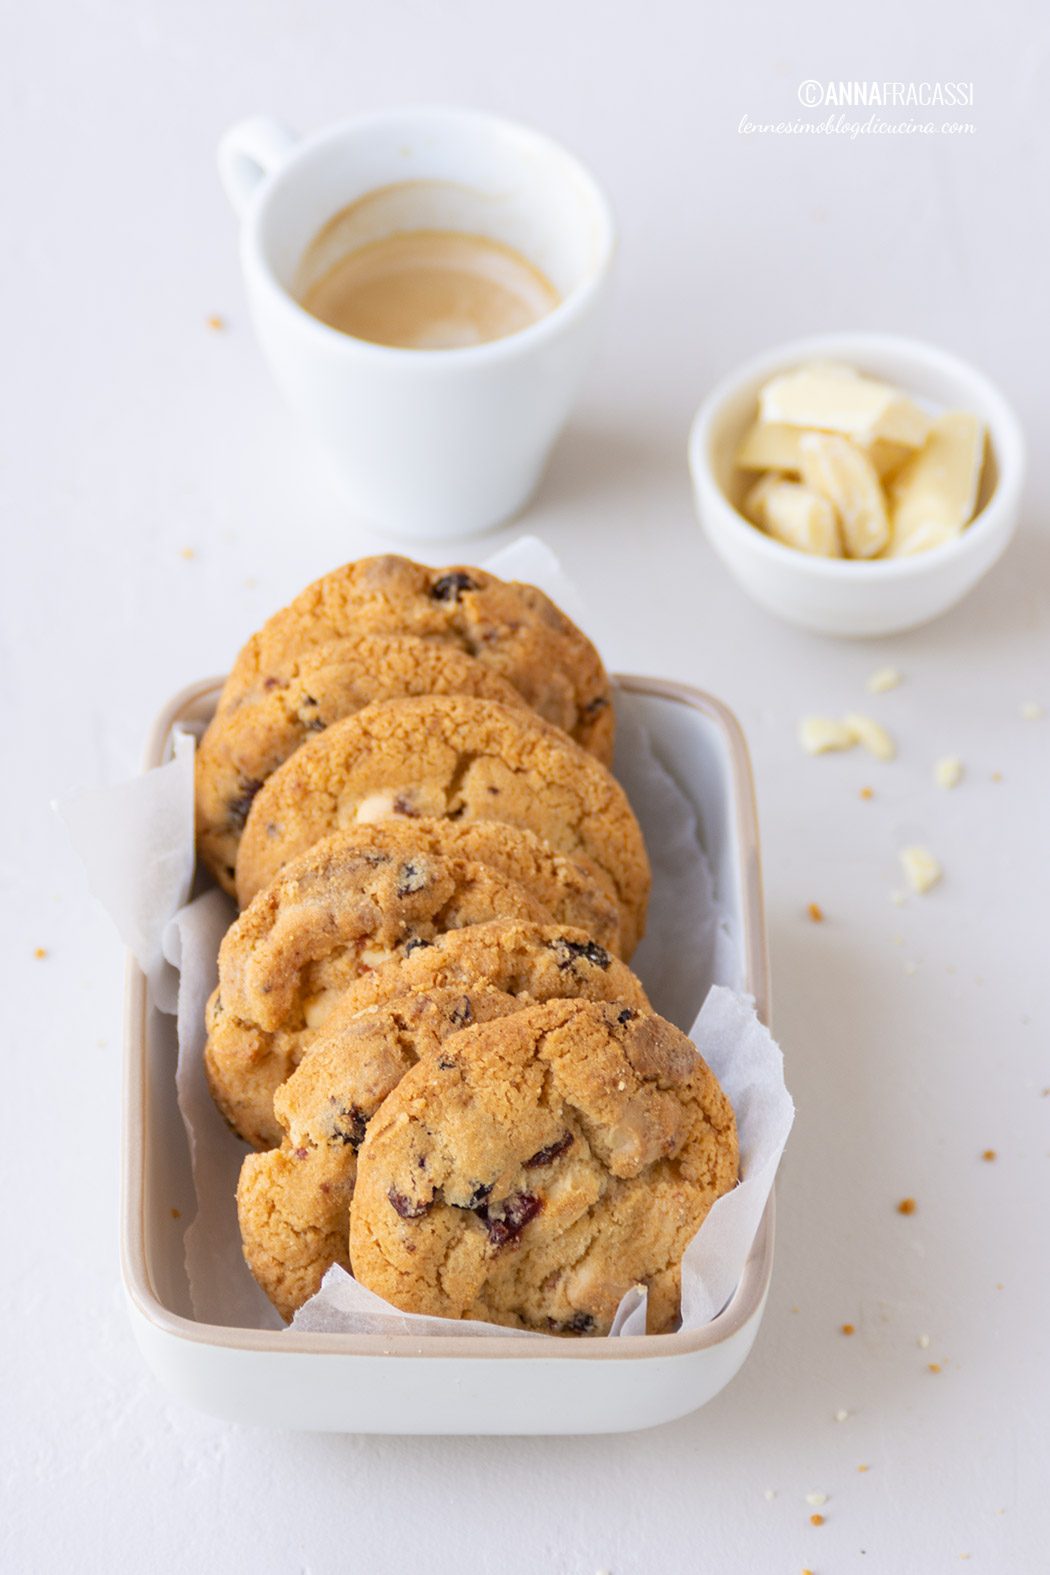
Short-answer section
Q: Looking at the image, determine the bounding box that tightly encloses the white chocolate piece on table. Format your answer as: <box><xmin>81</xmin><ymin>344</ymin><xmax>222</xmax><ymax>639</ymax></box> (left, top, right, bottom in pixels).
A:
<box><xmin>867</xmin><ymin>666</ymin><xmax>902</xmax><ymax>694</ymax></box>
<box><xmin>887</xmin><ymin>411</ymin><xmax>986</xmax><ymax>558</ymax></box>
<box><xmin>800</xmin><ymin>433</ymin><xmax>890</xmax><ymax>558</ymax></box>
<box><xmin>900</xmin><ymin>845</ymin><xmax>942</xmax><ymax>895</ymax></box>
<box><xmin>799</xmin><ymin>716</ymin><xmax>856</xmax><ymax>755</ymax></box>
<box><xmin>934</xmin><ymin>755</ymin><xmax>963</xmax><ymax>789</ymax></box>
<box><xmin>843</xmin><ymin>712</ymin><xmax>896</xmax><ymax>761</ymax></box>
<box><xmin>759</xmin><ymin>366</ymin><xmax>933</xmax><ymax>449</ymax></box>
<box><xmin>745</xmin><ymin>475</ymin><xmax>843</xmax><ymax>556</ymax></box>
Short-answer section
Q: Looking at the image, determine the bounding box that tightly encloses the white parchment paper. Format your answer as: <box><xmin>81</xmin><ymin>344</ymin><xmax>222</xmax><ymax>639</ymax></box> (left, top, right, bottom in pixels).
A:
<box><xmin>59</xmin><ymin>538</ymin><xmax>793</xmax><ymax>1338</ymax></box>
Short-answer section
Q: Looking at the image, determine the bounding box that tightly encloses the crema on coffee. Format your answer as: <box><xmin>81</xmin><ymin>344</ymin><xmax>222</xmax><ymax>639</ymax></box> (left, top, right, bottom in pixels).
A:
<box><xmin>298</xmin><ymin>223</ymin><xmax>560</xmax><ymax>350</ymax></box>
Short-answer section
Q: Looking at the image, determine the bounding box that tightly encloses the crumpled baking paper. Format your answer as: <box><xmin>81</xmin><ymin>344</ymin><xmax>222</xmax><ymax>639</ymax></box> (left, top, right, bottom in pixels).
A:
<box><xmin>58</xmin><ymin>538</ymin><xmax>793</xmax><ymax>1338</ymax></box>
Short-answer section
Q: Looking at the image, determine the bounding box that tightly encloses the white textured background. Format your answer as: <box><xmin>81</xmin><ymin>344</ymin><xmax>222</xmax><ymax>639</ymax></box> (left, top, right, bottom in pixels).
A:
<box><xmin>4</xmin><ymin>0</ymin><xmax>1049</xmax><ymax>1569</ymax></box>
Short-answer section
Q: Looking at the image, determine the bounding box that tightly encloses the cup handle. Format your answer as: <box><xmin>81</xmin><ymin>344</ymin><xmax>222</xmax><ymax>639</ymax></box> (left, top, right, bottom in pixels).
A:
<box><xmin>217</xmin><ymin>115</ymin><xmax>298</xmax><ymax>219</ymax></box>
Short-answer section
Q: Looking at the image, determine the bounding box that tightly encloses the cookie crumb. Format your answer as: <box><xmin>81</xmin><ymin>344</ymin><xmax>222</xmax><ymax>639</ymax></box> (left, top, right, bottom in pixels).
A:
<box><xmin>840</xmin><ymin>1322</ymin><xmax>856</xmax><ymax>1336</ymax></box>
<box><xmin>857</xmin><ymin>1463</ymin><xmax>870</xmax><ymax>1472</ymax></box>
<box><xmin>180</xmin><ymin>546</ymin><xmax>195</xmax><ymax>561</ymax></box>
<box><xmin>834</xmin><ymin>1408</ymin><xmax>849</xmax><ymax>1422</ymax></box>
<box><xmin>805</xmin><ymin>1492</ymin><xmax>828</xmax><ymax>1507</ymax></box>
<box><xmin>33</xmin><ymin>946</ymin><xmax>47</xmax><ymax>959</ymax></box>
<box><xmin>764</xmin><ymin>1489</ymin><xmax>777</xmax><ymax>1502</ymax></box>
<box><xmin>859</xmin><ymin>785</ymin><xmax>874</xmax><ymax>800</ymax></box>
<box><xmin>807</xmin><ymin>901</ymin><xmax>824</xmax><ymax>922</ymax></box>
<box><xmin>867</xmin><ymin>666</ymin><xmax>902</xmax><ymax>694</ymax></box>
<box><xmin>170</xmin><ymin>1207</ymin><xmax>181</xmax><ymax>1220</ymax></box>
<box><xmin>981</xmin><ymin>1148</ymin><xmax>997</xmax><ymax>1162</ymax></box>
<box><xmin>897</xmin><ymin>1197</ymin><xmax>917</xmax><ymax>1215</ymax></box>
<box><xmin>918</xmin><ymin>1333</ymin><xmax>930</xmax><ymax>1349</ymax></box>
<box><xmin>1020</xmin><ymin>700</ymin><xmax>1044</xmax><ymax>721</ymax></box>
<box><xmin>928</xmin><ymin>1362</ymin><xmax>942</xmax><ymax>1374</ymax></box>
<box><xmin>206</xmin><ymin>314</ymin><xmax>225</xmax><ymax>330</ymax></box>
<box><xmin>934</xmin><ymin>755</ymin><xmax>963</xmax><ymax>789</ymax></box>
<box><xmin>900</xmin><ymin>845</ymin><xmax>941</xmax><ymax>895</ymax></box>
<box><xmin>991</xmin><ymin>770</ymin><xmax>1004</xmax><ymax>782</ymax></box>
<box><xmin>809</xmin><ymin>1513</ymin><xmax>826</xmax><ymax>1527</ymax></box>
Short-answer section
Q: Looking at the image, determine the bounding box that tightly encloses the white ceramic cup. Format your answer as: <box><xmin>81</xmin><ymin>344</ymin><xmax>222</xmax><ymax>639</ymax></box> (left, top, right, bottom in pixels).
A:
<box><xmin>218</xmin><ymin>108</ymin><xmax>615</xmax><ymax>540</ymax></box>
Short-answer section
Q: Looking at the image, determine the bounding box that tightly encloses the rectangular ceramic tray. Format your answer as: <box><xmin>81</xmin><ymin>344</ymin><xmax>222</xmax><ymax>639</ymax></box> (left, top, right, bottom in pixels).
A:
<box><xmin>122</xmin><ymin>675</ymin><xmax>772</xmax><ymax>1434</ymax></box>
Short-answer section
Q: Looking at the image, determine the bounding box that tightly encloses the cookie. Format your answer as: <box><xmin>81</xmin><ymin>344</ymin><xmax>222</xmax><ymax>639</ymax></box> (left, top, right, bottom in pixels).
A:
<box><xmin>195</xmin><ymin>632</ymin><xmax>529</xmax><ymax>894</ymax></box>
<box><xmin>216</xmin><ymin>554</ymin><xmax>614</xmax><ymax>763</ymax></box>
<box><xmin>237</xmin><ymin>984</ymin><xmax>523</xmax><ymax>1320</ymax></box>
<box><xmin>205</xmin><ymin>830</ymin><xmax>553</xmax><ymax>1148</ymax></box>
<box><xmin>235</xmin><ymin>696</ymin><xmax>650</xmax><ymax>953</ymax></box>
<box><xmin>349</xmin><ymin>999</ymin><xmax>738</xmax><ymax>1335</ymax></box>
<box><xmin>236</xmin><ymin>925</ymin><xmax>651</xmax><ymax>1319</ymax></box>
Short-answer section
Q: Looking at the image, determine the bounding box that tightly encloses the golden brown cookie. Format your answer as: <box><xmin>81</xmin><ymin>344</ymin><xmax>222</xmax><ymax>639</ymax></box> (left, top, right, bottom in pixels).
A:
<box><xmin>349</xmin><ymin>1000</ymin><xmax>739</xmax><ymax>1335</ymax></box>
<box><xmin>236</xmin><ymin>924</ymin><xmax>651</xmax><ymax>1319</ymax></box>
<box><xmin>195</xmin><ymin>632</ymin><xmax>529</xmax><ymax>894</ymax></box>
<box><xmin>235</xmin><ymin>696</ymin><xmax>650</xmax><ymax>953</ymax></box>
<box><xmin>216</xmin><ymin>555</ymin><xmax>613</xmax><ymax>761</ymax></box>
<box><xmin>205</xmin><ymin>830</ymin><xmax>552</xmax><ymax>1148</ymax></box>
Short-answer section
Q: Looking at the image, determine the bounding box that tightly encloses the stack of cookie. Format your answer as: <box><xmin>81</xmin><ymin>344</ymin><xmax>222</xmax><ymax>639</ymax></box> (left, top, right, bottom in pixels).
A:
<box><xmin>196</xmin><ymin>556</ymin><xmax>738</xmax><ymax>1335</ymax></box>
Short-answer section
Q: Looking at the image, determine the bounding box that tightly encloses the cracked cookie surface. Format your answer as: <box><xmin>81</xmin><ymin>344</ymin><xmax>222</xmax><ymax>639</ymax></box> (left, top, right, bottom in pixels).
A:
<box><xmin>195</xmin><ymin>632</ymin><xmax>528</xmax><ymax>894</ymax></box>
<box><xmin>349</xmin><ymin>999</ymin><xmax>739</xmax><ymax>1335</ymax></box>
<box><xmin>235</xmin><ymin>696</ymin><xmax>650</xmax><ymax>952</ymax></box>
<box><xmin>215</xmin><ymin>554</ymin><xmax>614</xmax><ymax>761</ymax></box>
<box><xmin>205</xmin><ymin>830</ymin><xmax>552</xmax><ymax>1147</ymax></box>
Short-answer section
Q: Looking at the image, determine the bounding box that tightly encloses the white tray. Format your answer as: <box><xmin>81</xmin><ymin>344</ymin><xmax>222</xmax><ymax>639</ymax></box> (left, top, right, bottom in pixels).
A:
<box><xmin>121</xmin><ymin>675</ymin><xmax>772</xmax><ymax>1434</ymax></box>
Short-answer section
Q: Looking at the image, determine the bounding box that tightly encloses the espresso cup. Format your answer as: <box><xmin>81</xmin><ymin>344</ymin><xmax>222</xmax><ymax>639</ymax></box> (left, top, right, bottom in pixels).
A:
<box><xmin>218</xmin><ymin>107</ymin><xmax>615</xmax><ymax>539</ymax></box>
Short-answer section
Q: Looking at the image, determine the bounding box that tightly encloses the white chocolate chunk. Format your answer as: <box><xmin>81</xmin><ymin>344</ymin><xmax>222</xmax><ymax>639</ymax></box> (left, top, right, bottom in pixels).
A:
<box><xmin>760</xmin><ymin>366</ymin><xmax>932</xmax><ymax>448</ymax></box>
<box><xmin>900</xmin><ymin>845</ymin><xmax>942</xmax><ymax>894</ymax></box>
<box><xmin>745</xmin><ymin>475</ymin><xmax>842</xmax><ymax>556</ymax></box>
<box><xmin>799</xmin><ymin>716</ymin><xmax>856</xmax><ymax>754</ymax></box>
<box><xmin>934</xmin><ymin>755</ymin><xmax>963</xmax><ymax>789</ymax></box>
<box><xmin>867</xmin><ymin>666</ymin><xmax>902</xmax><ymax>694</ymax></box>
<box><xmin>805</xmin><ymin>1491</ymin><xmax>828</xmax><ymax>1508</ymax></box>
<box><xmin>735</xmin><ymin>421</ymin><xmax>806</xmax><ymax>473</ymax></box>
<box><xmin>800</xmin><ymin>433</ymin><xmax>890</xmax><ymax>558</ymax></box>
<box><xmin>888</xmin><ymin>411</ymin><xmax>986</xmax><ymax>557</ymax></box>
<box><xmin>867</xmin><ymin>438</ymin><xmax>913</xmax><ymax>481</ymax></box>
<box><xmin>844</xmin><ymin>712</ymin><xmax>896</xmax><ymax>761</ymax></box>
<box><xmin>353</xmin><ymin>791</ymin><xmax>401</xmax><ymax>824</ymax></box>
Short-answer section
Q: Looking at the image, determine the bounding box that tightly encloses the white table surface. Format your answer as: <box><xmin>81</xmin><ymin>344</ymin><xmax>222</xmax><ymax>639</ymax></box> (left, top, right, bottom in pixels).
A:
<box><xmin>5</xmin><ymin>0</ymin><xmax>1048</xmax><ymax>1569</ymax></box>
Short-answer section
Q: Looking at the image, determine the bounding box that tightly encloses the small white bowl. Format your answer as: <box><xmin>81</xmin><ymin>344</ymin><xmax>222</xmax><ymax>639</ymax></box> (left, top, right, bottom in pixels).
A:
<box><xmin>688</xmin><ymin>332</ymin><xmax>1025</xmax><ymax>637</ymax></box>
